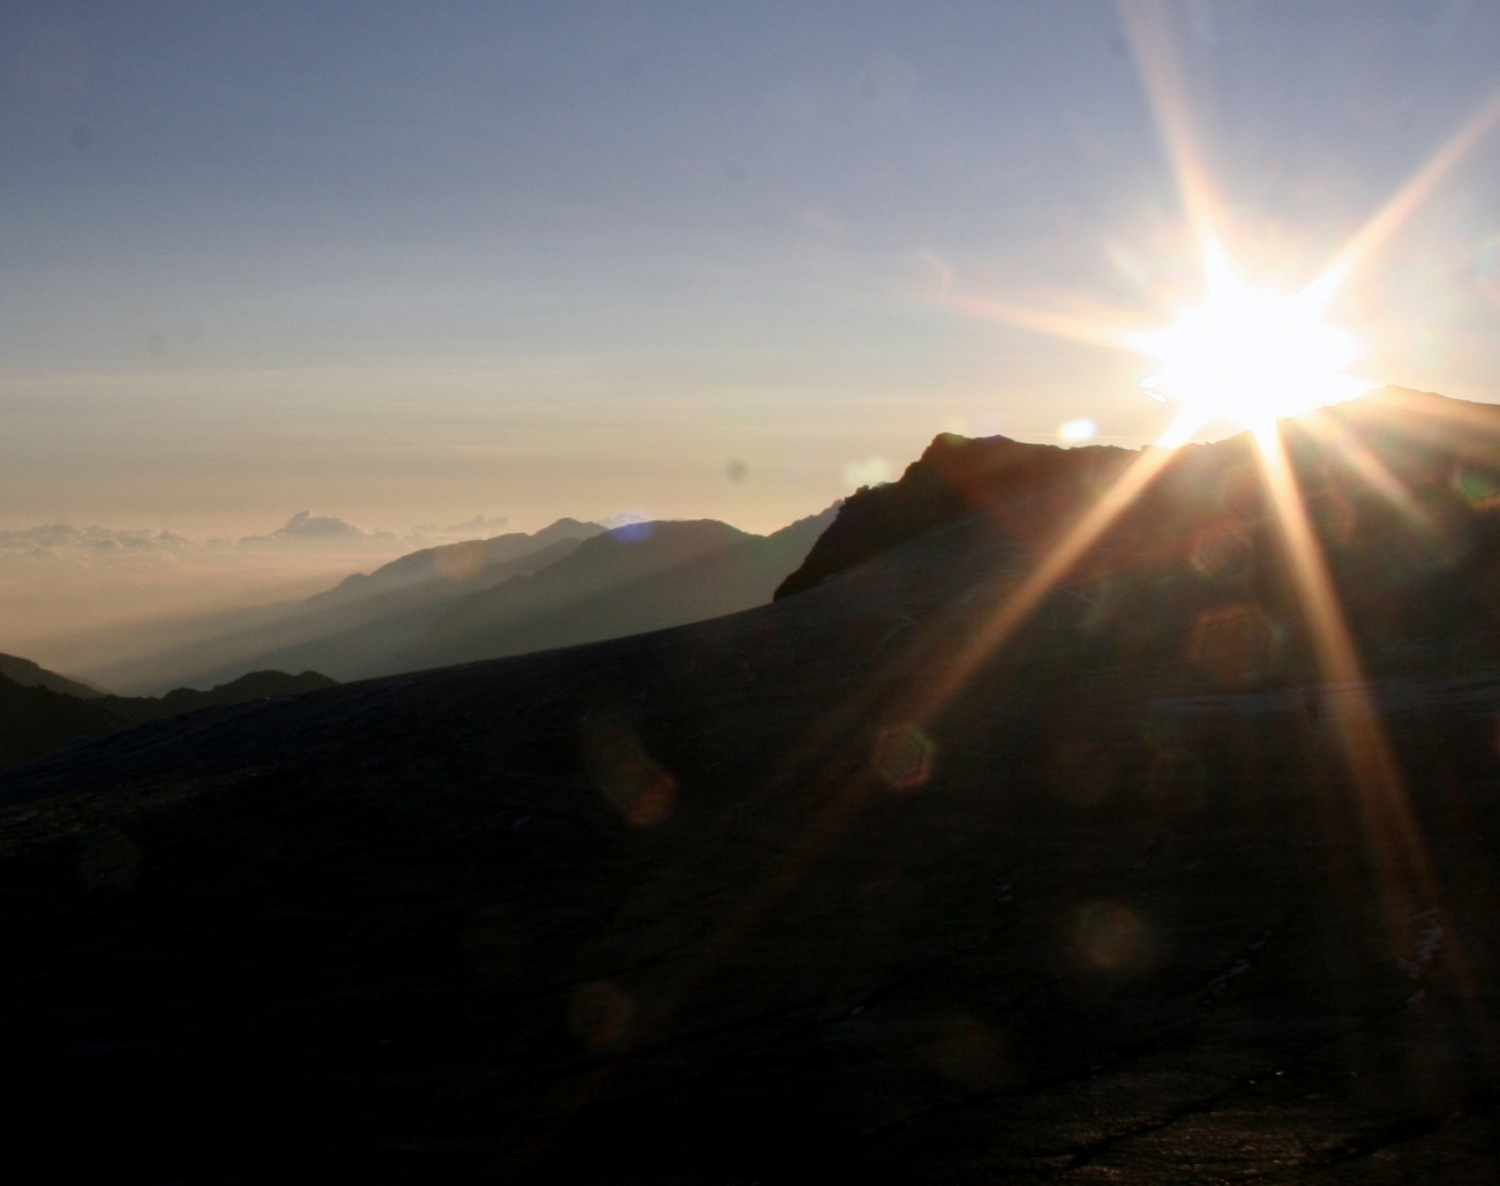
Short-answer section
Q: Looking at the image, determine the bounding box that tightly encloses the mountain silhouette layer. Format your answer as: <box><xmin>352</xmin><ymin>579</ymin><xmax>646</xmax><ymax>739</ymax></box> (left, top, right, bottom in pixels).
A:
<box><xmin>0</xmin><ymin>667</ymin><xmax>338</xmax><ymax>770</ymax></box>
<box><xmin>101</xmin><ymin>511</ymin><xmax>832</xmax><ymax>690</ymax></box>
<box><xmin>397</xmin><ymin>509</ymin><xmax>836</xmax><ymax>674</ymax></box>
<box><xmin>777</xmin><ymin>434</ymin><xmax>1133</xmax><ymax>599</ymax></box>
<box><xmin>93</xmin><ymin>517</ymin><xmax>606</xmax><ymax>692</ymax></box>
<box><xmin>0</xmin><ymin>672</ymin><xmax>130</xmax><ymax>769</ymax></box>
<box><xmin>102</xmin><ymin>668</ymin><xmax>340</xmax><ymax>722</ymax></box>
<box><xmin>0</xmin><ymin>652</ymin><xmax>106</xmax><ymax>699</ymax></box>
<box><xmin>3</xmin><ymin>388</ymin><xmax>1500</xmax><ymax>1182</ymax></box>
<box><xmin>312</xmin><ymin>517</ymin><xmax>605</xmax><ymax>607</ymax></box>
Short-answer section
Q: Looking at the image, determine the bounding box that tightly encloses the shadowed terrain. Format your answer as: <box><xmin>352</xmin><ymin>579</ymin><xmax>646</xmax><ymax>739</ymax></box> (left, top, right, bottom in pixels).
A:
<box><xmin>0</xmin><ymin>668</ymin><xmax>339</xmax><ymax>771</ymax></box>
<box><xmin>3</xmin><ymin>389</ymin><xmax>1500</xmax><ymax>1182</ymax></box>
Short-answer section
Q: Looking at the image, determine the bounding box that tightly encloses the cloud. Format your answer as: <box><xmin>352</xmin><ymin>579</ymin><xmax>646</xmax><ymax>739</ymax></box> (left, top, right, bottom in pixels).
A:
<box><xmin>0</xmin><ymin>524</ymin><xmax>194</xmax><ymax>567</ymax></box>
<box><xmin>0</xmin><ymin>510</ymin><xmax>520</xmax><ymax>678</ymax></box>
<box><xmin>235</xmin><ymin>511</ymin><xmax>398</xmax><ymax>550</ymax></box>
<box><xmin>402</xmin><ymin>515</ymin><xmax>512</xmax><ymax>549</ymax></box>
<box><xmin>0</xmin><ymin>510</ymin><xmax>525</xmax><ymax>572</ymax></box>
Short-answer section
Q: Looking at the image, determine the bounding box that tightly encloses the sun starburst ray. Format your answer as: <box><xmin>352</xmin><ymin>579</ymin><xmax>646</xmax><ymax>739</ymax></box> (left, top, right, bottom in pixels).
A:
<box><xmin>1297</xmin><ymin>410</ymin><xmax>1439</xmax><ymax>537</ymax></box>
<box><xmin>908</xmin><ymin>411</ymin><xmax>1201</xmax><ymax>728</ymax></box>
<box><xmin>1248</xmin><ymin>424</ymin><xmax>1465</xmax><ymax>978</ymax></box>
<box><xmin>1116</xmin><ymin>0</ymin><xmax>1227</xmax><ymax>269</ymax></box>
<box><xmin>1299</xmin><ymin>84</ymin><xmax>1500</xmax><ymax>315</ymax></box>
<box><xmin>912</xmin><ymin>4</ymin><xmax>1500</xmax><ymax>1014</ymax></box>
<box><xmin>939</xmin><ymin>293</ymin><xmax>1150</xmax><ymax>355</ymax></box>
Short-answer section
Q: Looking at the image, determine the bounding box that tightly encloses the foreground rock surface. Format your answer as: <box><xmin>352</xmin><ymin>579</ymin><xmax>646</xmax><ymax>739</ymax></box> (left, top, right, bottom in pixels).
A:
<box><xmin>4</xmin><ymin>390</ymin><xmax>1500</xmax><ymax>1182</ymax></box>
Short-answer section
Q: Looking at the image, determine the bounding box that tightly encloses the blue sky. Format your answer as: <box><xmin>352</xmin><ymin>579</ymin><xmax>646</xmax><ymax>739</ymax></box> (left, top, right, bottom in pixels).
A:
<box><xmin>3</xmin><ymin>0</ymin><xmax>1500</xmax><ymax>538</ymax></box>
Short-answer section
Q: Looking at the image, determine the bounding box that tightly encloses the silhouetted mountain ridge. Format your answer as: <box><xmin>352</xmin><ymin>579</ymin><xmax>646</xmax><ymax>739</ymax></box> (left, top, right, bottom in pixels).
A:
<box><xmin>102</xmin><ymin>670</ymin><xmax>340</xmax><ymax>723</ymax></box>
<box><xmin>778</xmin><ymin>433</ymin><xmax>1132</xmax><ymax>598</ymax></box>
<box><xmin>405</xmin><ymin>516</ymin><xmax>824</xmax><ymax>671</ymax></box>
<box><xmin>89</xmin><ymin>517</ymin><xmax>607</xmax><ymax>692</ymax></box>
<box><xmin>779</xmin><ymin>386</ymin><xmax>1500</xmax><ymax>617</ymax></box>
<box><xmin>0</xmin><ymin>653</ymin><xmax>106</xmax><ymax>699</ymax></box>
<box><xmin>167</xmin><ymin>509</ymin><xmax>836</xmax><ymax>684</ymax></box>
<box><xmin>310</xmin><ymin>517</ymin><xmax>604</xmax><ymax>607</ymax></box>
<box><xmin>0</xmin><ymin>666</ymin><xmax>339</xmax><ymax>770</ymax></box>
<box><xmin>0</xmin><ymin>673</ymin><xmax>130</xmax><ymax>769</ymax></box>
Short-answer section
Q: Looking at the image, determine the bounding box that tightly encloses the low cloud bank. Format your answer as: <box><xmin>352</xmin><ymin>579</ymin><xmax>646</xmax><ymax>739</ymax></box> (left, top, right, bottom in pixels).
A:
<box><xmin>0</xmin><ymin>511</ymin><xmax>513</xmax><ymax>566</ymax></box>
<box><xmin>0</xmin><ymin>524</ymin><xmax>197</xmax><ymax>564</ymax></box>
<box><xmin>0</xmin><ymin>512</ymin><xmax>514</xmax><ymax>681</ymax></box>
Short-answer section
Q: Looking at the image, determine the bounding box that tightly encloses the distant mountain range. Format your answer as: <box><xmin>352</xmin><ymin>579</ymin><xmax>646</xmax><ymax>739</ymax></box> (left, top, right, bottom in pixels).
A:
<box><xmin>389</xmin><ymin>510</ymin><xmax>835</xmax><ymax>675</ymax></box>
<box><xmin>95</xmin><ymin>509</ymin><xmax>836</xmax><ymax>690</ymax></box>
<box><xmin>2</xmin><ymin>506</ymin><xmax>836</xmax><ymax>764</ymax></box>
<box><xmin>87</xmin><ymin>517</ymin><xmax>606</xmax><ymax>691</ymax></box>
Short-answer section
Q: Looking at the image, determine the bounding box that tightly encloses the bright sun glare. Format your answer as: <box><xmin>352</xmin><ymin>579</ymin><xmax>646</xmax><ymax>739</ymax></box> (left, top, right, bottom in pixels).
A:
<box><xmin>913</xmin><ymin>2</ymin><xmax>1500</xmax><ymax>971</ymax></box>
<box><xmin>1135</xmin><ymin>271</ymin><xmax>1372</xmax><ymax>433</ymax></box>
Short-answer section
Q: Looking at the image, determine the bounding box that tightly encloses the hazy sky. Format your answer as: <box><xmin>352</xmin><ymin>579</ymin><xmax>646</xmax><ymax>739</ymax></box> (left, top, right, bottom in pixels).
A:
<box><xmin>4</xmin><ymin>0</ymin><xmax>1500</xmax><ymax>540</ymax></box>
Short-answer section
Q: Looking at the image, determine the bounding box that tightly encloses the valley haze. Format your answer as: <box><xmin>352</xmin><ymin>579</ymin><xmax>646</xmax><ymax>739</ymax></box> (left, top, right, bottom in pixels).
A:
<box><xmin>71</xmin><ymin>507</ymin><xmax>834</xmax><ymax>694</ymax></box>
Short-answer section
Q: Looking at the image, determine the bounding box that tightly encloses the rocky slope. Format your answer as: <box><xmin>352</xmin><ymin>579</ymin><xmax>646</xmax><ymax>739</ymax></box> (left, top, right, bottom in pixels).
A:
<box><xmin>2</xmin><ymin>389</ymin><xmax>1500</xmax><ymax>1182</ymax></box>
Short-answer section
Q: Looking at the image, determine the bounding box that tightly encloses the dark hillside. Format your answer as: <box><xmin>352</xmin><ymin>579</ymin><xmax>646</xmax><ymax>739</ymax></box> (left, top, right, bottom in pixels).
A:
<box><xmin>0</xmin><ymin>652</ymin><xmax>105</xmax><ymax>698</ymax></box>
<box><xmin>103</xmin><ymin>669</ymin><xmax>340</xmax><ymax>723</ymax></box>
<box><xmin>3</xmin><ymin>391</ymin><xmax>1500</xmax><ymax>1182</ymax></box>
<box><xmin>0</xmin><ymin>673</ymin><xmax>129</xmax><ymax>768</ymax></box>
<box><xmin>777</xmin><ymin>386</ymin><xmax>1500</xmax><ymax>609</ymax></box>
<box><xmin>0</xmin><ymin>666</ymin><xmax>338</xmax><ymax>770</ymax></box>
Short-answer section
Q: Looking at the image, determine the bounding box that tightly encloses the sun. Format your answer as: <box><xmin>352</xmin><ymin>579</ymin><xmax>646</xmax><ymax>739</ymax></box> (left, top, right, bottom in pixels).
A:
<box><xmin>1135</xmin><ymin>268</ymin><xmax>1373</xmax><ymax>434</ymax></box>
